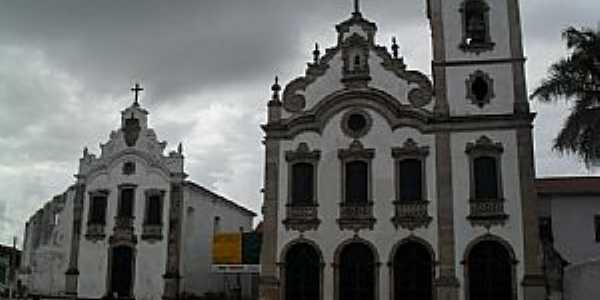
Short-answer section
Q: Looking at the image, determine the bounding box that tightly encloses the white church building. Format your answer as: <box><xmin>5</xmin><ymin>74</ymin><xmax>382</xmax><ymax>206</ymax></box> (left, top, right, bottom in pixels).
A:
<box><xmin>259</xmin><ymin>1</ymin><xmax>546</xmax><ymax>300</ymax></box>
<box><xmin>19</xmin><ymin>91</ymin><xmax>256</xmax><ymax>300</ymax></box>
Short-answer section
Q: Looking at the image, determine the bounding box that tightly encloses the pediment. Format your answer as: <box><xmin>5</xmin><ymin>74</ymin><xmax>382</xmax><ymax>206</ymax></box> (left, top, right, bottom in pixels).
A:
<box><xmin>282</xmin><ymin>14</ymin><xmax>434</xmax><ymax>117</ymax></box>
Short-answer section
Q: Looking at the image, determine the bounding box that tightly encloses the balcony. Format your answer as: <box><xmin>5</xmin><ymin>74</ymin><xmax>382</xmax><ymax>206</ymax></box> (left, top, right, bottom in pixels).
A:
<box><xmin>282</xmin><ymin>205</ymin><xmax>320</xmax><ymax>232</ymax></box>
<box><xmin>337</xmin><ymin>203</ymin><xmax>376</xmax><ymax>231</ymax></box>
<box><xmin>467</xmin><ymin>198</ymin><xmax>509</xmax><ymax>228</ymax></box>
<box><xmin>109</xmin><ymin>216</ymin><xmax>137</xmax><ymax>245</ymax></box>
<box><xmin>84</xmin><ymin>223</ymin><xmax>106</xmax><ymax>242</ymax></box>
<box><xmin>391</xmin><ymin>200</ymin><xmax>432</xmax><ymax>230</ymax></box>
<box><xmin>141</xmin><ymin>224</ymin><xmax>164</xmax><ymax>242</ymax></box>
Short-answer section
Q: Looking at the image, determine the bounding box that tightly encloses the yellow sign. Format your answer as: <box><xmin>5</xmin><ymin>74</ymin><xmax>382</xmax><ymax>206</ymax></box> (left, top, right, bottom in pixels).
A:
<box><xmin>212</xmin><ymin>233</ymin><xmax>242</xmax><ymax>264</ymax></box>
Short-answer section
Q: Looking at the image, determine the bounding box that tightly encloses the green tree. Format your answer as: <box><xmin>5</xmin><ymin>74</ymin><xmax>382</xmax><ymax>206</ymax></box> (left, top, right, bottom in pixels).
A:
<box><xmin>531</xmin><ymin>27</ymin><xmax>600</xmax><ymax>166</ymax></box>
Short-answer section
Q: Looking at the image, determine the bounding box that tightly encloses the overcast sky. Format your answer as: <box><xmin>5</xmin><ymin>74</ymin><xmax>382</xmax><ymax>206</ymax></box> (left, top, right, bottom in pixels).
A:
<box><xmin>0</xmin><ymin>0</ymin><xmax>599</xmax><ymax>246</ymax></box>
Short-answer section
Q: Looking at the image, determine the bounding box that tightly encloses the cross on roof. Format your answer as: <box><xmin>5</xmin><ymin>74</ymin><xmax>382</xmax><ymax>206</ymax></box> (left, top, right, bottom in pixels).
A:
<box><xmin>354</xmin><ymin>0</ymin><xmax>360</xmax><ymax>14</ymax></box>
<box><xmin>130</xmin><ymin>83</ymin><xmax>144</xmax><ymax>106</ymax></box>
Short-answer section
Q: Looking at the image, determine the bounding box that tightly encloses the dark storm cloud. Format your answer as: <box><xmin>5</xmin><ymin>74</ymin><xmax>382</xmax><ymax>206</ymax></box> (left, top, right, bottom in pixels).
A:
<box><xmin>0</xmin><ymin>0</ymin><xmax>597</xmax><ymax>244</ymax></box>
<box><xmin>0</xmin><ymin>0</ymin><xmax>426</xmax><ymax>102</ymax></box>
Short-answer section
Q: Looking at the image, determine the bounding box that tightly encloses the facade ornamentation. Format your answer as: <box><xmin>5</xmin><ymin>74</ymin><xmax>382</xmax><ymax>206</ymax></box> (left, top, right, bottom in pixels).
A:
<box><xmin>337</xmin><ymin>141</ymin><xmax>376</xmax><ymax>231</ymax></box>
<box><xmin>85</xmin><ymin>224</ymin><xmax>106</xmax><ymax>242</ymax></box>
<box><xmin>340</xmin><ymin>109</ymin><xmax>372</xmax><ymax>139</ymax></box>
<box><xmin>391</xmin><ymin>201</ymin><xmax>432</xmax><ymax>231</ymax></box>
<box><xmin>341</xmin><ymin>33</ymin><xmax>372</xmax><ymax>88</ymax></box>
<box><xmin>466</xmin><ymin>70</ymin><xmax>495</xmax><ymax>108</ymax></box>
<box><xmin>282</xmin><ymin>205</ymin><xmax>321</xmax><ymax>232</ymax></box>
<box><xmin>110</xmin><ymin>216</ymin><xmax>137</xmax><ymax>245</ymax></box>
<box><xmin>337</xmin><ymin>203</ymin><xmax>376</xmax><ymax>231</ymax></box>
<box><xmin>391</xmin><ymin>139</ymin><xmax>432</xmax><ymax>230</ymax></box>
<box><xmin>465</xmin><ymin>136</ymin><xmax>507</xmax><ymax>228</ymax></box>
<box><xmin>283</xmin><ymin>143</ymin><xmax>321</xmax><ymax>232</ymax></box>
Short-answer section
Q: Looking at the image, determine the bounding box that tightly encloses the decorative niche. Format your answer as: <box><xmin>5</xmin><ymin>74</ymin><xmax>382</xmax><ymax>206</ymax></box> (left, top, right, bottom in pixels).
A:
<box><xmin>466</xmin><ymin>70</ymin><xmax>495</xmax><ymax>108</ymax></box>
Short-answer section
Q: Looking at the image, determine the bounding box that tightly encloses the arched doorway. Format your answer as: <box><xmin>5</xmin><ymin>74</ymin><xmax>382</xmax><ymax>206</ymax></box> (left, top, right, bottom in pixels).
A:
<box><xmin>466</xmin><ymin>240</ymin><xmax>514</xmax><ymax>300</ymax></box>
<box><xmin>338</xmin><ymin>242</ymin><xmax>376</xmax><ymax>300</ymax></box>
<box><xmin>284</xmin><ymin>243</ymin><xmax>321</xmax><ymax>300</ymax></box>
<box><xmin>109</xmin><ymin>246</ymin><xmax>135</xmax><ymax>298</ymax></box>
<box><xmin>392</xmin><ymin>241</ymin><xmax>433</xmax><ymax>300</ymax></box>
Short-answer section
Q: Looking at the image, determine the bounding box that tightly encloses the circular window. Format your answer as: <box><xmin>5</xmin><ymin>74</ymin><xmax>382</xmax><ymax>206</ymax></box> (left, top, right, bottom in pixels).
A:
<box><xmin>348</xmin><ymin>114</ymin><xmax>367</xmax><ymax>132</ymax></box>
<box><xmin>341</xmin><ymin>109</ymin><xmax>372</xmax><ymax>139</ymax></box>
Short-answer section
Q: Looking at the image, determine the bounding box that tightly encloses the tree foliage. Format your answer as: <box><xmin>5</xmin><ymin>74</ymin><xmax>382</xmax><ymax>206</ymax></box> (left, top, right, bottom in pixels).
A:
<box><xmin>531</xmin><ymin>27</ymin><xmax>600</xmax><ymax>166</ymax></box>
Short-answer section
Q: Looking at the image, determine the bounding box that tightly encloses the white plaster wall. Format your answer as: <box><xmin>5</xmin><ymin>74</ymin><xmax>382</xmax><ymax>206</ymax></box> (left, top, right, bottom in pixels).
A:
<box><xmin>450</xmin><ymin>130</ymin><xmax>525</xmax><ymax>300</ymax></box>
<box><xmin>549</xmin><ymin>195</ymin><xmax>600</xmax><ymax>265</ymax></box>
<box><xmin>446</xmin><ymin>63</ymin><xmax>515</xmax><ymax>116</ymax></box>
<box><xmin>564</xmin><ymin>259</ymin><xmax>600</xmax><ymax>300</ymax></box>
<box><xmin>78</xmin><ymin>155</ymin><xmax>170</xmax><ymax>300</ymax></box>
<box><xmin>180</xmin><ymin>186</ymin><xmax>254</xmax><ymax>298</ymax></box>
<box><xmin>441</xmin><ymin>0</ymin><xmax>512</xmax><ymax>61</ymax></box>
<box><xmin>26</xmin><ymin>189</ymin><xmax>73</xmax><ymax>296</ymax></box>
<box><xmin>277</xmin><ymin>107</ymin><xmax>438</xmax><ymax>299</ymax></box>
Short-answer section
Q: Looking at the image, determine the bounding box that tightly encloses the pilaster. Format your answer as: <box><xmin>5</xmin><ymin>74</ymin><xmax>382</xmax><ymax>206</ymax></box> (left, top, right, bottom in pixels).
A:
<box><xmin>429</xmin><ymin>0</ymin><xmax>449</xmax><ymax>117</ymax></box>
<box><xmin>65</xmin><ymin>183</ymin><xmax>85</xmax><ymax>296</ymax></box>
<box><xmin>434</xmin><ymin>132</ymin><xmax>460</xmax><ymax>300</ymax></box>
<box><xmin>516</xmin><ymin>127</ymin><xmax>546</xmax><ymax>300</ymax></box>
<box><xmin>162</xmin><ymin>180</ymin><xmax>184</xmax><ymax>300</ymax></box>
<box><xmin>259</xmin><ymin>136</ymin><xmax>281</xmax><ymax>300</ymax></box>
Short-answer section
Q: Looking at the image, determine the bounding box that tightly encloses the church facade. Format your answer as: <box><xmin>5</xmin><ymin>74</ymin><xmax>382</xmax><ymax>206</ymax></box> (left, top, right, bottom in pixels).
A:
<box><xmin>259</xmin><ymin>1</ymin><xmax>546</xmax><ymax>300</ymax></box>
<box><xmin>19</xmin><ymin>95</ymin><xmax>256</xmax><ymax>299</ymax></box>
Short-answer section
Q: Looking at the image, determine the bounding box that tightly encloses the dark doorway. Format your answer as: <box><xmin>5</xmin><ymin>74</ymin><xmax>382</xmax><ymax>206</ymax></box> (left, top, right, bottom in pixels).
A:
<box><xmin>109</xmin><ymin>246</ymin><xmax>135</xmax><ymax>298</ymax></box>
<box><xmin>339</xmin><ymin>243</ymin><xmax>375</xmax><ymax>300</ymax></box>
<box><xmin>393</xmin><ymin>242</ymin><xmax>432</xmax><ymax>300</ymax></box>
<box><xmin>468</xmin><ymin>240</ymin><xmax>513</xmax><ymax>300</ymax></box>
<box><xmin>285</xmin><ymin>243</ymin><xmax>320</xmax><ymax>300</ymax></box>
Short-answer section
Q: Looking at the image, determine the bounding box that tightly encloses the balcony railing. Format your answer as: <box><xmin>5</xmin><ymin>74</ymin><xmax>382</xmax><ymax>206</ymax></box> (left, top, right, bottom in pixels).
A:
<box><xmin>337</xmin><ymin>202</ymin><xmax>376</xmax><ymax>231</ymax></box>
<box><xmin>141</xmin><ymin>224</ymin><xmax>163</xmax><ymax>241</ymax></box>
<box><xmin>110</xmin><ymin>216</ymin><xmax>137</xmax><ymax>245</ymax></box>
<box><xmin>391</xmin><ymin>200</ymin><xmax>432</xmax><ymax>230</ymax></box>
<box><xmin>85</xmin><ymin>223</ymin><xmax>106</xmax><ymax>242</ymax></box>
<box><xmin>467</xmin><ymin>198</ymin><xmax>508</xmax><ymax>228</ymax></box>
<box><xmin>282</xmin><ymin>205</ymin><xmax>320</xmax><ymax>232</ymax></box>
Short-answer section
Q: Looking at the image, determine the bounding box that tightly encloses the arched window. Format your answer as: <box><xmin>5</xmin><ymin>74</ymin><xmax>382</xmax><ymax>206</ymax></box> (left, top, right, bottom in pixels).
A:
<box><xmin>393</xmin><ymin>242</ymin><xmax>433</xmax><ymax>300</ymax></box>
<box><xmin>467</xmin><ymin>240</ymin><xmax>514</xmax><ymax>300</ymax></box>
<box><xmin>398</xmin><ymin>159</ymin><xmax>423</xmax><ymax>201</ymax></box>
<box><xmin>339</xmin><ymin>243</ymin><xmax>375</xmax><ymax>300</ymax></box>
<box><xmin>460</xmin><ymin>0</ymin><xmax>494</xmax><ymax>53</ymax></box>
<box><xmin>346</xmin><ymin>161</ymin><xmax>368</xmax><ymax>204</ymax></box>
<box><xmin>285</xmin><ymin>243</ymin><xmax>321</xmax><ymax>300</ymax></box>
<box><xmin>473</xmin><ymin>156</ymin><xmax>498</xmax><ymax>200</ymax></box>
<box><xmin>291</xmin><ymin>162</ymin><xmax>314</xmax><ymax>206</ymax></box>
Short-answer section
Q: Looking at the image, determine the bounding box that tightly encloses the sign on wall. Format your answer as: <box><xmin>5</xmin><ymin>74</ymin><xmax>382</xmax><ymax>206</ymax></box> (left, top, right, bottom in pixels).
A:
<box><xmin>212</xmin><ymin>232</ymin><xmax>261</xmax><ymax>273</ymax></box>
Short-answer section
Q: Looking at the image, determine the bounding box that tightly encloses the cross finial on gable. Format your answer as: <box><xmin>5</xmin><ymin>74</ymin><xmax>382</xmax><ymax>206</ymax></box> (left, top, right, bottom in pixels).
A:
<box><xmin>130</xmin><ymin>83</ymin><xmax>144</xmax><ymax>106</ymax></box>
<box><xmin>354</xmin><ymin>0</ymin><xmax>361</xmax><ymax>15</ymax></box>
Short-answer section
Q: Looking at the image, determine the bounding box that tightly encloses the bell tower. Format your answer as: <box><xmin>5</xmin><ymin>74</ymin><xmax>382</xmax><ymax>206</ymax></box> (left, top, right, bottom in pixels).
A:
<box><xmin>428</xmin><ymin>1</ymin><xmax>546</xmax><ymax>300</ymax></box>
<box><xmin>428</xmin><ymin>0</ymin><xmax>530</xmax><ymax>117</ymax></box>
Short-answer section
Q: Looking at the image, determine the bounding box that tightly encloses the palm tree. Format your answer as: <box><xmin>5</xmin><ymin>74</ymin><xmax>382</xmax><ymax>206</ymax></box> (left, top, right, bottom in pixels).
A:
<box><xmin>531</xmin><ymin>27</ymin><xmax>600</xmax><ymax>167</ymax></box>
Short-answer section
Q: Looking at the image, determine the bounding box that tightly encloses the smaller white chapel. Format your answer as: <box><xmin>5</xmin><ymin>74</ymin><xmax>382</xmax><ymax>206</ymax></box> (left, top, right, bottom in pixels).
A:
<box><xmin>18</xmin><ymin>87</ymin><xmax>256</xmax><ymax>300</ymax></box>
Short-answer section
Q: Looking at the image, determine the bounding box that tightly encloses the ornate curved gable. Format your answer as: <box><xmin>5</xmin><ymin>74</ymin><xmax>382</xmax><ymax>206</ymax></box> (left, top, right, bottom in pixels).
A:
<box><xmin>78</xmin><ymin>102</ymin><xmax>185</xmax><ymax>179</ymax></box>
<box><xmin>282</xmin><ymin>10</ymin><xmax>434</xmax><ymax>119</ymax></box>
